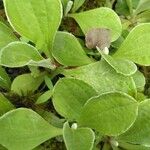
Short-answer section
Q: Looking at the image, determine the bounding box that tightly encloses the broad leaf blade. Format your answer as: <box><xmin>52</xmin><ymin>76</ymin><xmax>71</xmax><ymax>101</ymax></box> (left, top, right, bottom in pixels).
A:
<box><xmin>118</xmin><ymin>100</ymin><xmax>150</xmax><ymax>146</ymax></box>
<box><xmin>0</xmin><ymin>108</ymin><xmax>62</xmax><ymax>150</ymax></box>
<box><xmin>69</xmin><ymin>7</ymin><xmax>122</xmax><ymax>42</ymax></box>
<box><xmin>63</xmin><ymin>60</ymin><xmax>137</xmax><ymax>96</ymax></box>
<box><xmin>113</xmin><ymin>23</ymin><xmax>150</xmax><ymax>66</ymax></box>
<box><xmin>63</xmin><ymin>122</ymin><xmax>95</xmax><ymax>150</ymax></box>
<box><xmin>79</xmin><ymin>92</ymin><xmax>138</xmax><ymax>136</ymax></box>
<box><xmin>0</xmin><ymin>93</ymin><xmax>14</xmax><ymax>116</ymax></box>
<box><xmin>11</xmin><ymin>73</ymin><xmax>44</xmax><ymax>96</ymax></box>
<box><xmin>0</xmin><ymin>21</ymin><xmax>18</xmax><ymax>49</ymax></box>
<box><xmin>0</xmin><ymin>42</ymin><xmax>43</xmax><ymax>68</ymax></box>
<box><xmin>3</xmin><ymin>0</ymin><xmax>62</xmax><ymax>55</ymax></box>
<box><xmin>52</xmin><ymin>32</ymin><xmax>92</xmax><ymax>66</ymax></box>
<box><xmin>52</xmin><ymin>78</ymin><xmax>97</xmax><ymax>120</ymax></box>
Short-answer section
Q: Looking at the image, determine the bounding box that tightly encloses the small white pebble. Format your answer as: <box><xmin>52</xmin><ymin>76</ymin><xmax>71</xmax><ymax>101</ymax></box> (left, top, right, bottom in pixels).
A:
<box><xmin>110</xmin><ymin>139</ymin><xmax>119</xmax><ymax>147</ymax></box>
<box><xmin>103</xmin><ymin>47</ymin><xmax>109</xmax><ymax>55</ymax></box>
<box><xmin>71</xmin><ymin>123</ymin><xmax>78</xmax><ymax>130</ymax></box>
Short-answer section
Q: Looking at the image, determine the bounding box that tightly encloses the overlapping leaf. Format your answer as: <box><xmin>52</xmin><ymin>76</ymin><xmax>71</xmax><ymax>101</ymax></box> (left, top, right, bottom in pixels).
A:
<box><xmin>63</xmin><ymin>60</ymin><xmax>137</xmax><ymax>96</ymax></box>
<box><xmin>79</xmin><ymin>92</ymin><xmax>138</xmax><ymax>136</ymax></box>
<box><xmin>53</xmin><ymin>32</ymin><xmax>92</xmax><ymax>66</ymax></box>
<box><xmin>53</xmin><ymin>78</ymin><xmax>97</xmax><ymax>120</ymax></box>
<box><xmin>114</xmin><ymin>23</ymin><xmax>150</xmax><ymax>66</ymax></box>
<box><xmin>0</xmin><ymin>108</ymin><xmax>62</xmax><ymax>150</ymax></box>
<box><xmin>63</xmin><ymin>122</ymin><xmax>95</xmax><ymax>150</ymax></box>
<box><xmin>3</xmin><ymin>0</ymin><xmax>62</xmax><ymax>55</ymax></box>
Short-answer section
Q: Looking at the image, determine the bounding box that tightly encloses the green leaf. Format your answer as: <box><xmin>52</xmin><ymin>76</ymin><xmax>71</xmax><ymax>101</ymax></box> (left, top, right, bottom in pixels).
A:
<box><xmin>115</xmin><ymin>0</ymin><xmax>130</xmax><ymax>16</ymax></box>
<box><xmin>99</xmin><ymin>50</ymin><xmax>137</xmax><ymax>76</ymax></box>
<box><xmin>69</xmin><ymin>7</ymin><xmax>122</xmax><ymax>42</ymax></box>
<box><xmin>0</xmin><ymin>67</ymin><xmax>11</xmax><ymax>91</ymax></box>
<box><xmin>44</xmin><ymin>76</ymin><xmax>54</xmax><ymax>90</ymax></box>
<box><xmin>118</xmin><ymin>100</ymin><xmax>150</xmax><ymax>146</ymax></box>
<box><xmin>113</xmin><ymin>23</ymin><xmax>150</xmax><ymax>66</ymax></box>
<box><xmin>0</xmin><ymin>93</ymin><xmax>14</xmax><ymax>116</ymax></box>
<box><xmin>0</xmin><ymin>21</ymin><xmax>18</xmax><ymax>49</ymax></box>
<box><xmin>119</xmin><ymin>142</ymin><xmax>150</xmax><ymax>150</ymax></box>
<box><xmin>79</xmin><ymin>92</ymin><xmax>138</xmax><ymax>136</ymax></box>
<box><xmin>3</xmin><ymin>0</ymin><xmax>62</xmax><ymax>55</ymax></box>
<box><xmin>0</xmin><ymin>108</ymin><xmax>62</xmax><ymax>150</ymax></box>
<box><xmin>72</xmin><ymin>0</ymin><xmax>86</xmax><ymax>12</ymax></box>
<box><xmin>36</xmin><ymin>90</ymin><xmax>52</xmax><ymax>104</ymax></box>
<box><xmin>52</xmin><ymin>78</ymin><xmax>97</xmax><ymax>120</ymax></box>
<box><xmin>11</xmin><ymin>73</ymin><xmax>44</xmax><ymax>96</ymax></box>
<box><xmin>63</xmin><ymin>60</ymin><xmax>137</xmax><ymax>97</ymax></box>
<box><xmin>132</xmin><ymin>71</ymin><xmax>145</xmax><ymax>92</ymax></box>
<box><xmin>52</xmin><ymin>32</ymin><xmax>92</xmax><ymax>66</ymax></box>
<box><xmin>135</xmin><ymin>0</ymin><xmax>150</xmax><ymax>14</ymax></box>
<box><xmin>137</xmin><ymin>10</ymin><xmax>150</xmax><ymax>23</ymax></box>
<box><xmin>63</xmin><ymin>122</ymin><xmax>95</xmax><ymax>150</ymax></box>
<box><xmin>61</xmin><ymin>0</ymin><xmax>69</xmax><ymax>8</ymax></box>
<box><xmin>0</xmin><ymin>42</ymin><xmax>43</xmax><ymax>67</ymax></box>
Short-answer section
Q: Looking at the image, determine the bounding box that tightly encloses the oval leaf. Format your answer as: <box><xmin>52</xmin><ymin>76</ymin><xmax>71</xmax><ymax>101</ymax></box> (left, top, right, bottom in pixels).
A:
<box><xmin>3</xmin><ymin>0</ymin><xmax>62</xmax><ymax>54</ymax></box>
<box><xmin>79</xmin><ymin>92</ymin><xmax>138</xmax><ymax>136</ymax></box>
<box><xmin>0</xmin><ymin>42</ymin><xmax>43</xmax><ymax>68</ymax></box>
<box><xmin>0</xmin><ymin>108</ymin><xmax>62</xmax><ymax>150</ymax></box>
<box><xmin>52</xmin><ymin>78</ymin><xmax>97</xmax><ymax>120</ymax></box>
<box><xmin>114</xmin><ymin>23</ymin><xmax>150</xmax><ymax>66</ymax></box>
<box><xmin>69</xmin><ymin>7</ymin><xmax>122</xmax><ymax>42</ymax></box>
<box><xmin>52</xmin><ymin>32</ymin><xmax>92</xmax><ymax>66</ymax></box>
<box><xmin>63</xmin><ymin>122</ymin><xmax>95</xmax><ymax>150</ymax></box>
<box><xmin>11</xmin><ymin>73</ymin><xmax>44</xmax><ymax>96</ymax></box>
<box><xmin>0</xmin><ymin>21</ymin><xmax>18</xmax><ymax>49</ymax></box>
<box><xmin>63</xmin><ymin>60</ymin><xmax>137</xmax><ymax>97</ymax></box>
<box><xmin>118</xmin><ymin>100</ymin><xmax>150</xmax><ymax>146</ymax></box>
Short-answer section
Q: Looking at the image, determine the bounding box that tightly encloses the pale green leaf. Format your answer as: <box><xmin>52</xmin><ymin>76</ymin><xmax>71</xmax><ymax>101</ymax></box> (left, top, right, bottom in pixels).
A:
<box><xmin>119</xmin><ymin>142</ymin><xmax>150</xmax><ymax>150</ymax></box>
<box><xmin>4</xmin><ymin>0</ymin><xmax>62</xmax><ymax>55</ymax></box>
<box><xmin>36</xmin><ymin>90</ymin><xmax>52</xmax><ymax>104</ymax></box>
<box><xmin>79</xmin><ymin>92</ymin><xmax>138</xmax><ymax>136</ymax></box>
<box><xmin>99</xmin><ymin>50</ymin><xmax>137</xmax><ymax>76</ymax></box>
<box><xmin>63</xmin><ymin>60</ymin><xmax>137</xmax><ymax>97</ymax></box>
<box><xmin>69</xmin><ymin>7</ymin><xmax>122</xmax><ymax>42</ymax></box>
<box><xmin>0</xmin><ymin>67</ymin><xmax>11</xmax><ymax>91</ymax></box>
<box><xmin>118</xmin><ymin>100</ymin><xmax>150</xmax><ymax>146</ymax></box>
<box><xmin>137</xmin><ymin>10</ymin><xmax>150</xmax><ymax>23</ymax></box>
<box><xmin>11</xmin><ymin>73</ymin><xmax>44</xmax><ymax>96</ymax></box>
<box><xmin>44</xmin><ymin>76</ymin><xmax>54</xmax><ymax>90</ymax></box>
<box><xmin>0</xmin><ymin>108</ymin><xmax>62</xmax><ymax>150</ymax></box>
<box><xmin>0</xmin><ymin>21</ymin><xmax>18</xmax><ymax>49</ymax></box>
<box><xmin>0</xmin><ymin>42</ymin><xmax>43</xmax><ymax>67</ymax></box>
<box><xmin>52</xmin><ymin>32</ymin><xmax>92</xmax><ymax>66</ymax></box>
<box><xmin>0</xmin><ymin>93</ymin><xmax>14</xmax><ymax>116</ymax></box>
<box><xmin>63</xmin><ymin>122</ymin><xmax>95</xmax><ymax>150</ymax></box>
<box><xmin>52</xmin><ymin>78</ymin><xmax>97</xmax><ymax>120</ymax></box>
<box><xmin>132</xmin><ymin>71</ymin><xmax>145</xmax><ymax>92</ymax></box>
<box><xmin>72</xmin><ymin>0</ymin><xmax>86</xmax><ymax>12</ymax></box>
<box><xmin>113</xmin><ymin>23</ymin><xmax>150</xmax><ymax>66</ymax></box>
<box><xmin>135</xmin><ymin>0</ymin><xmax>150</xmax><ymax>14</ymax></box>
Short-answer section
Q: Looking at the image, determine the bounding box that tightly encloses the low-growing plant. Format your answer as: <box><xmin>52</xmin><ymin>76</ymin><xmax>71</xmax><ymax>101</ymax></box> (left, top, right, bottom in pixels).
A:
<box><xmin>0</xmin><ymin>0</ymin><xmax>150</xmax><ymax>150</ymax></box>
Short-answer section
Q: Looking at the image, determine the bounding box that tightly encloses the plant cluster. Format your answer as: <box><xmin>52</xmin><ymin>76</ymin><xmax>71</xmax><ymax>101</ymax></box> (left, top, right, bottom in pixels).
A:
<box><xmin>0</xmin><ymin>0</ymin><xmax>150</xmax><ymax>150</ymax></box>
